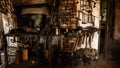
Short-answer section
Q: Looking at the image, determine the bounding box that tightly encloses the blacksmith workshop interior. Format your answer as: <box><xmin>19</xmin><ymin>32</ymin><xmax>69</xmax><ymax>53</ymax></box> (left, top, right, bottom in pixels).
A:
<box><xmin>0</xmin><ymin>0</ymin><xmax>120</xmax><ymax>68</ymax></box>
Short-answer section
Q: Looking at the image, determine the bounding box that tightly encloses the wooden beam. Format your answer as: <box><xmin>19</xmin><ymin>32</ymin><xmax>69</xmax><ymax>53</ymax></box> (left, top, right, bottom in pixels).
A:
<box><xmin>105</xmin><ymin>0</ymin><xmax>115</xmax><ymax>60</ymax></box>
<box><xmin>0</xmin><ymin>13</ymin><xmax>3</xmax><ymax>30</ymax></box>
<box><xmin>12</xmin><ymin>0</ymin><xmax>48</xmax><ymax>6</ymax></box>
<box><xmin>113</xmin><ymin>0</ymin><xmax>120</xmax><ymax>40</ymax></box>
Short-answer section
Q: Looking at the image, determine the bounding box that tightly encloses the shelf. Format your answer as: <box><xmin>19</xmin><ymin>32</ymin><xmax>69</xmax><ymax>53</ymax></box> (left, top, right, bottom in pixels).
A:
<box><xmin>5</xmin><ymin>32</ymin><xmax>40</xmax><ymax>37</ymax></box>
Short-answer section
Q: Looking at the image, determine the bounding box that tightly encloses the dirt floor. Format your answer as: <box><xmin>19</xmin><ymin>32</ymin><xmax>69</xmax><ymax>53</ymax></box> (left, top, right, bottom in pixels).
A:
<box><xmin>6</xmin><ymin>57</ymin><xmax>120</xmax><ymax>68</ymax></box>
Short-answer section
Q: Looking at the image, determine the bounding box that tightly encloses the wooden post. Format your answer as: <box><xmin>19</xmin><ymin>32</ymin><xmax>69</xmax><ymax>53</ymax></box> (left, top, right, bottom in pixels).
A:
<box><xmin>48</xmin><ymin>36</ymin><xmax>52</xmax><ymax>68</ymax></box>
<box><xmin>105</xmin><ymin>0</ymin><xmax>110</xmax><ymax>60</ymax></box>
<box><xmin>0</xmin><ymin>13</ymin><xmax>8</xmax><ymax>67</ymax></box>
<box><xmin>0</xmin><ymin>13</ymin><xmax>3</xmax><ymax>30</ymax></box>
<box><xmin>3</xmin><ymin>34</ymin><xmax>8</xmax><ymax>68</ymax></box>
<box><xmin>105</xmin><ymin>0</ymin><xmax>115</xmax><ymax>60</ymax></box>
